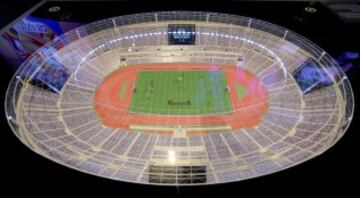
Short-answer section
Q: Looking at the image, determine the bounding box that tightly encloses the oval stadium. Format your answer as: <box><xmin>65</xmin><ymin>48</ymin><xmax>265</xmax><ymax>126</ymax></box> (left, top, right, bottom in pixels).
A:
<box><xmin>4</xmin><ymin>11</ymin><xmax>354</xmax><ymax>185</ymax></box>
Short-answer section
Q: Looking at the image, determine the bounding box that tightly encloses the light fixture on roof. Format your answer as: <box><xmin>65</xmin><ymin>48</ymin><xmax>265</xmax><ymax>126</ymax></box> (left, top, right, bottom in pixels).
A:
<box><xmin>48</xmin><ymin>6</ymin><xmax>61</xmax><ymax>13</ymax></box>
<box><xmin>304</xmin><ymin>6</ymin><xmax>317</xmax><ymax>13</ymax></box>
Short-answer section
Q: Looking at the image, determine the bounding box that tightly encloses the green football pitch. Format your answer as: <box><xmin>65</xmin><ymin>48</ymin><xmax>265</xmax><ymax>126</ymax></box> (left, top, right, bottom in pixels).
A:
<box><xmin>129</xmin><ymin>70</ymin><xmax>233</xmax><ymax>115</ymax></box>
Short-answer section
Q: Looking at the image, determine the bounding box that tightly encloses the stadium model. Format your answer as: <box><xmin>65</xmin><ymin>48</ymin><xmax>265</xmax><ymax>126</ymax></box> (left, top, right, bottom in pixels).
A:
<box><xmin>5</xmin><ymin>11</ymin><xmax>354</xmax><ymax>185</ymax></box>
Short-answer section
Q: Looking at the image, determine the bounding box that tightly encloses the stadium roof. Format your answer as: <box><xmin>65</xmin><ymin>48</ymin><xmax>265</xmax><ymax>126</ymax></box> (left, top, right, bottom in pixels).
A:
<box><xmin>5</xmin><ymin>11</ymin><xmax>354</xmax><ymax>185</ymax></box>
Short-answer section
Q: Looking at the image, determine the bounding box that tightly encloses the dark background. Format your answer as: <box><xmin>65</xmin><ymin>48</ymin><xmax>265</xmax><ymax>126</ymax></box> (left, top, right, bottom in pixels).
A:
<box><xmin>0</xmin><ymin>0</ymin><xmax>359</xmax><ymax>196</ymax></box>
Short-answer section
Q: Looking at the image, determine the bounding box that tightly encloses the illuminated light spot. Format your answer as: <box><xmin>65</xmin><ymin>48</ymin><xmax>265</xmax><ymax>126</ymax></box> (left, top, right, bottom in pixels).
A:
<box><xmin>305</xmin><ymin>6</ymin><xmax>317</xmax><ymax>13</ymax></box>
<box><xmin>259</xmin><ymin>148</ymin><xmax>268</xmax><ymax>153</ymax></box>
<box><xmin>48</xmin><ymin>6</ymin><xmax>61</xmax><ymax>12</ymax></box>
<box><xmin>168</xmin><ymin>150</ymin><xmax>176</xmax><ymax>164</ymax></box>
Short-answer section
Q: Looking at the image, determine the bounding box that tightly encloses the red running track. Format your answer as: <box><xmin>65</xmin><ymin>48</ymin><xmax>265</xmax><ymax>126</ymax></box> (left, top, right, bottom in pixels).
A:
<box><xmin>93</xmin><ymin>63</ymin><xmax>269</xmax><ymax>132</ymax></box>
